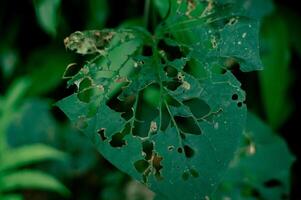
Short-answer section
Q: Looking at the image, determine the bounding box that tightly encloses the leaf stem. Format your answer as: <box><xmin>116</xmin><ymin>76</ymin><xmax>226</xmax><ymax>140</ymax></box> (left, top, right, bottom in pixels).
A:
<box><xmin>144</xmin><ymin>0</ymin><xmax>151</xmax><ymax>29</ymax></box>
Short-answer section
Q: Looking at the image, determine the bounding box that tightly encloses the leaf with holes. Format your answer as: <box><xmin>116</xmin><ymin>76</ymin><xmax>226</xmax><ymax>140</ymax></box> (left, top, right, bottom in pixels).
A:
<box><xmin>211</xmin><ymin>112</ymin><xmax>295</xmax><ymax>200</ymax></box>
<box><xmin>57</xmin><ymin>0</ymin><xmax>267</xmax><ymax>199</ymax></box>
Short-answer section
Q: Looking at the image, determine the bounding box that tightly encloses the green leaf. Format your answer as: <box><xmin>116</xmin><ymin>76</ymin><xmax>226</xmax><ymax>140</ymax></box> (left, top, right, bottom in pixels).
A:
<box><xmin>6</xmin><ymin>99</ymin><xmax>58</xmax><ymax>146</ymax></box>
<box><xmin>153</xmin><ymin>0</ymin><xmax>169</xmax><ymax>18</ymax></box>
<box><xmin>0</xmin><ymin>170</ymin><xmax>70</xmax><ymax>197</ymax></box>
<box><xmin>0</xmin><ymin>194</ymin><xmax>23</xmax><ymax>200</ymax></box>
<box><xmin>0</xmin><ymin>144</ymin><xmax>66</xmax><ymax>172</ymax></box>
<box><xmin>211</xmin><ymin>112</ymin><xmax>295</xmax><ymax>200</ymax></box>
<box><xmin>282</xmin><ymin>8</ymin><xmax>301</xmax><ymax>56</ymax></box>
<box><xmin>26</xmin><ymin>48</ymin><xmax>72</xmax><ymax>96</ymax></box>
<box><xmin>57</xmin><ymin>1</ymin><xmax>267</xmax><ymax>199</ymax></box>
<box><xmin>0</xmin><ymin>48</ymin><xmax>19</xmax><ymax>79</ymax></box>
<box><xmin>259</xmin><ymin>14</ymin><xmax>293</xmax><ymax>129</ymax></box>
<box><xmin>33</xmin><ymin>0</ymin><xmax>61</xmax><ymax>36</ymax></box>
<box><xmin>0</xmin><ymin>78</ymin><xmax>31</xmax><ymax>151</ymax></box>
<box><xmin>155</xmin><ymin>0</ymin><xmax>271</xmax><ymax>72</ymax></box>
<box><xmin>58</xmin><ymin>30</ymin><xmax>246</xmax><ymax>200</ymax></box>
<box><xmin>87</xmin><ymin>0</ymin><xmax>108</xmax><ymax>29</ymax></box>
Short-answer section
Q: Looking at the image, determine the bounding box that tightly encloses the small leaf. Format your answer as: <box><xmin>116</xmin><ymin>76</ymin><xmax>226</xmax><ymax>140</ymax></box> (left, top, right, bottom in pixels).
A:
<box><xmin>259</xmin><ymin>14</ymin><xmax>293</xmax><ymax>129</ymax></box>
<box><xmin>0</xmin><ymin>170</ymin><xmax>70</xmax><ymax>197</ymax></box>
<box><xmin>33</xmin><ymin>0</ymin><xmax>61</xmax><ymax>36</ymax></box>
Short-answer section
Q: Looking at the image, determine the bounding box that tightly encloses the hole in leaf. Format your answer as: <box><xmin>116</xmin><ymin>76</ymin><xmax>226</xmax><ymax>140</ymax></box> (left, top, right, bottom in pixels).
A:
<box><xmin>142</xmin><ymin>45</ymin><xmax>153</xmax><ymax>56</ymax></box>
<box><xmin>142</xmin><ymin>140</ymin><xmax>154</xmax><ymax>160</ymax></box>
<box><xmin>232</xmin><ymin>94</ymin><xmax>238</xmax><ymax>101</ymax></box>
<box><xmin>107</xmin><ymin>92</ymin><xmax>136</xmax><ymax>120</ymax></box>
<box><xmin>134</xmin><ymin>160</ymin><xmax>150</xmax><ymax>173</ymax></box>
<box><xmin>160</xmin><ymin>106</ymin><xmax>171</xmax><ymax>131</ymax></box>
<box><xmin>264</xmin><ymin>179</ymin><xmax>282</xmax><ymax>188</ymax></box>
<box><xmin>164</xmin><ymin>80</ymin><xmax>182</xmax><ymax>91</ymax></box>
<box><xmin>152</xmin><ymin>154</ymin><xmax>163</xmax><ymax>181</ymax></box>
<box><xmin>160</xmin><ymin>57</ymin><xmax>166</xmax><ymax>64</ymax></box>
<box><xmin>109</xmin><ymin>132</ymin><xmax>126</xmax><ymax>148</ymax></box>
<box><xmin>184</xmin><ymin>145</ymin><xmax>195</xmax><ymax>158</ymax></box>
<box><xmin>165</xmin><ymin>94</ymin><xmax>181</xmax><ymax>107</ymax></box>
<box><xmin>177</xmin><ymin>147</ymin><xmax>183</xmax><ymax>153</ymax></box>
<box><xmin>183</xmin><ymin>98</ymin><xmax>210</xmax><ymax>119</ymax></box>
<box><xmin>174</xmin><ymin>116</ymin><xmax>202</xmax><ymax>135</ymax></box>
<box><xmin>237</xmin><ymin>102</ymin><xmax>243</xmax><ymax>107</ymax></box>
<box><xmin>63</xmin><ymin>63</ymin><xmax>82</xmax><ymax>78</ymax></box>
<box><xmin>143</xmin><ymin>84</ymin><xmax>161</xmax><ymax>108</ymax></box>
<box><xmin>133</xmin><ymin>88</ymin><xmax>159</xmax><ymax>138</ymax></box>
<box><xmin>97</xmin><ymin>128</ymin><xmax>107</xmax><ymax>141</ymax></box>
<box><xmin>158</xmin><ymin>39</ymin><xmax>182</xmax><ymax>61</ymax></box>
<box><xmin>223</xmin><ymin>58</ymin><xmax>239</xmax><ymax>71</ymax></box>
<box><xmin>168</xmin><ymin>146</ymin><xmax>174</xmax><ymax>151</ymax></box>
<box><xmin>120</xmin><ymin>96</ymin><xmax>136</xmax><ymax>120</ymax></box>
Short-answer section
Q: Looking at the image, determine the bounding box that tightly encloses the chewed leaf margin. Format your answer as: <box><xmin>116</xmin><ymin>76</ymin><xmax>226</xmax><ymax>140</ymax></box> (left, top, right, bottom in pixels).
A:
<box><xmin>57</xmin><ymin>0</ymin><xmax>268</xmax><ymax>199</ymax></box>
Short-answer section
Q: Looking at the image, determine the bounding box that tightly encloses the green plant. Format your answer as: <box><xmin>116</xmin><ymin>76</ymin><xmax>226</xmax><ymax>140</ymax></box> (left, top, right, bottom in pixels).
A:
<box><xmin>0</xmin><ymin>79</ymin><xmax>70</xmax><ymax>199</ymax></box>
<box><xmin>57</xmin><ymin>0</ymin><xmax>293</xmax><ymax>199</ymax></box>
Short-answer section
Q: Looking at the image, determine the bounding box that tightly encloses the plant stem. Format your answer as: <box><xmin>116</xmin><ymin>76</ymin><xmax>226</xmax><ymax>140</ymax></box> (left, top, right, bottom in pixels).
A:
<box><xmin>144</xmin><ymin>0</ymin><xmax>151</xmax><ymax>29</ymax></box>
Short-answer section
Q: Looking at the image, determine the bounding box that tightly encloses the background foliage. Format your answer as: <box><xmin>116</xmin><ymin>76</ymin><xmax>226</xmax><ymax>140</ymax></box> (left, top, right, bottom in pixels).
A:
<box><xmin>0</xmin><ymin>0</ymin><xmax>300</xmax><ymax>199</ymax></box>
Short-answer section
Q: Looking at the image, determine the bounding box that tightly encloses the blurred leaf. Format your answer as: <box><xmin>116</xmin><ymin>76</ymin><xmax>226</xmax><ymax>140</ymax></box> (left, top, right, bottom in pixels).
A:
<box><xmin>125</xmin><ymin>180</ymin><xmax>154</xmax><ymax>200</ymax></box>
<box><xmin>6</xmin><ymin>98</ymin><xmax>99</xmax><ymax>176</ymax></box>
<box><xmin>0</xmin><ymin>194</ymin><xmax>23</xmax><ymax>200</ymax></box>
<box><xmin>26</xmin><ymin>48</ymin><xmax>72</xmax><ymax>96</ymax></box>
<box><xmin>7</xmin><ymin>99</ymin><xmax>57</xmax><ymax>146</ymax></box>
<box><xmin>0</xmin><ymin>170</ymin><xmax>70</xmax><ymax>197</ymax></box>
<box><xmin>1</xmin><ymin>78</ymin><xmax>31</xmax><ymax>111</ymax></box>
<box><xmin>101</xmin><ymin>186</ymin><xmax>125</xmax><ymax>200</ymax></box>
<box><xmin>0</xmin><ymin>144</ymin><xmax>66</xmax><ymax>172</ymax></box>
<box><xmin>33</xmin><ymin>0</ymin><xmax>61</xmax><ymax>36</ymax></box>
<box><xmin>119</xmin><ymin>18</ymin><xmax>144</xmax><ymax>28</ymax></box>
<box><xmin>281</xmin><ymin>9</ymin><xmax>301</xmax><ymax>56</ymax></box>
<box><xmin>0</xmin><ymin>48</ymin><xmax>19</xmax><ymax>79</ymax></box>
<box><xmin>259</xmin><ymin>14</ymin><xmax>293</xmax><ymax>129</ymax></box>
<box><xmin>153</xmin><ymin>0</ymin><xmax>169</xmax><ymax>18</ymax></box>
<box><xmin>0</xmin><ymin>78</ymin><xmax>31</xmax><ymax>151</ymax></box>
<box><xmin>211</xmin><ymin>112</ymin><xmax>295</xmax><ymax>200</ymax></box>
<box><xmin>87</xmin><ymin>0</ymin><xmax>108</xmax><ymax>29</ymax></box>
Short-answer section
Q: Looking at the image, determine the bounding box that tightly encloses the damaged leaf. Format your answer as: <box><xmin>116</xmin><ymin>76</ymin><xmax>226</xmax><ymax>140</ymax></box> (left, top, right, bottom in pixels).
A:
<box><xmin>57</xmin><ymin>0</ymin><xmax>268</xmax><ymax>199</ymax></box>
